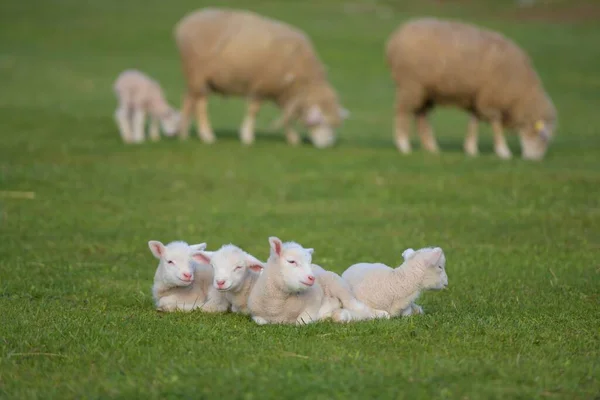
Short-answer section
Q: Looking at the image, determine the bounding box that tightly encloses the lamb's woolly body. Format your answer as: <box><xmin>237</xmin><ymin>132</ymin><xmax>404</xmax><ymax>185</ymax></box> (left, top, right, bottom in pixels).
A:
<box><xmin>341</xmin><ymin>247</ymin><xmax>448</xmax><ymax>317</ymax></box>
<box><xmin>113</xmin><ymin>69</ymin><xmax>180</xmax><ymax>144</ymax></box>
<box><xmin>386</xmin><ymin>17</ymin><xmax>556</xmax><ymax>160</ymax></box>
<box><xmin>174</xmin><ymin>8</ymin><xmax>348</xmax><ymax>147</ymax></box>
<box><xmin>226</xmin><ymin>270</ymin><xmax>261</xmax><ymax>314</ymax></box>
<box><xmin>149</xmin><ymin>241</ymin><xmax>228</xmax><ymax>313</ymax></box>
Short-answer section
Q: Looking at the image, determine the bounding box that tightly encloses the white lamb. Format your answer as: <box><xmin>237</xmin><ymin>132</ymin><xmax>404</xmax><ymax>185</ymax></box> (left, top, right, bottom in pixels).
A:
<box><xmin>193</xmin><ymin>244</ymin><xmax>265</xmax><ymax>314</ymax></box>
<box><xmin>247</xmin><ymin>237</ymin><xmax>354</xmax><ymax>325</ymax></box>
<box><xmin>148</xmin><ymin>240</ymin><xmax>229</xmax><ymax>313</ymax></box>
<box><xmin>113</xmin><ymin>69</ymin><xmax>181</xmax><ymax>144</ymax></box>
<box><xmin>341</xmin><ymin>247</ymin><xmax>448</xmax><ymax>318</ymax></box>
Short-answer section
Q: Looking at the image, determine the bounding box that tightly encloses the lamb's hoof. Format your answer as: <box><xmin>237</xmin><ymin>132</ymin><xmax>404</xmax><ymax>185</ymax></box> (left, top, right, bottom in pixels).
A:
<box><xmin>333</xmin><ymin>309</ymin><xmax>352</xmax><ymax>323</ymax></box>
<box><xmin>374</xmin><ymin>309</ymin><xmax>390</xmax><ymax>319</ymax></box>
<box><xmin>412</xmin><ymin>305</ymin><xmax>424</xmax><ymax>315</ymax></box>
<box><xmin>252</xmin><ymin>316</ymin><xmax>269</xmax><ymax>325</ymax></box>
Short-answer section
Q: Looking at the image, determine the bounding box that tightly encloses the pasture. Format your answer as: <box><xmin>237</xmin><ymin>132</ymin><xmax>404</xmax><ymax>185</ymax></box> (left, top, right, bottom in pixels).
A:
<box><xmin>0</xmin><ymin>0</ymin><xmax>599</xmax><ymax>398</ymax></box>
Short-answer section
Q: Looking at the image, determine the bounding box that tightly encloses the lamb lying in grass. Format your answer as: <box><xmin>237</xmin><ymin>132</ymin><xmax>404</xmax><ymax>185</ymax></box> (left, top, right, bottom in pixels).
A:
<box><xmin>194</xmin><ymin>244</ymin><xmax>265</xmax><ymax>314</ymax></box>
<box><xmin>247</xmin><ymin>237</ymin><xmax>354</xmax><ymax>325</ymax></box>
<box><xmin>113</xmin><ymin>69</ymin><xmax>181</xmax><ymax>144</ymax></box>
<box><xmin>148</xmin><ymin>240</ymin><xmax>229</xmax><ymax>313</ymax></box>
<box><xmin>341</xmin><ymin>247</ymin><xmax>448</xmax><ymax>317</ymax></box>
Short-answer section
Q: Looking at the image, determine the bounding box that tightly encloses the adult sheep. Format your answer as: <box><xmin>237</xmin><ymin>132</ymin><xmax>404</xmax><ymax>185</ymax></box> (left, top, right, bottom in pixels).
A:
<box><xmin>174</xmin><ymin>8</ymin><xmax>349</xmax><ymax>148</ymax></box>
<box><xmin>386</xmin><ymin>17</ymin><xmax>557</xmax><ymax>160</ymax></box>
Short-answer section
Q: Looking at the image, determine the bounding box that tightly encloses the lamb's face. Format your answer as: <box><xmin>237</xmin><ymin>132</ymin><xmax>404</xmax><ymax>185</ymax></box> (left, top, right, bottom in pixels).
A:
<box><xmin>418</xmin><ymin>248</ymin><xmax>448</xmax><ymax>290</ymax></box>
<box><xmin>208</xmin><ymin>245</ymin><xmax>263</xmax><ymax>292</ymax></box>
<box><xmin>519</xmin><ymin>119</ymin><xmax>555</xmax><ymax>161</ymax></box>
<box><xmin>269</xmin><ymin>237</ymin><xmax>316</xmax><ymax>293</ymax></box>
<box><xmin>149</xmin><ymin>241</ymin><xmax>205</xmax><ymax>287</ymax></box>
<box><xmin>160</xmin><ymin>109</ymin><xmax>181</xmax><ymax>136</ymax></box>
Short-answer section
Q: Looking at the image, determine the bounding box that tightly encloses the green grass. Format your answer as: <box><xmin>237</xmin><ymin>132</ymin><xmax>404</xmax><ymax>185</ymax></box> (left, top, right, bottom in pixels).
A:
<box><xmin>1</xmin><ymin>0</ymin><xmax>599</xmax><ymax>398</ymax></box>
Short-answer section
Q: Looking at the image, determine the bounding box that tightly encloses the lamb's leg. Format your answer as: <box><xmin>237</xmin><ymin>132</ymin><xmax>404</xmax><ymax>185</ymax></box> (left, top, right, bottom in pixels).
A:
<box><xmin>149</xmin><ymin>116</ymin><xmax>160</xmax><ymax>142</ymax></box>
<box><xmin>200</xmin><ymin>292</ymin><xmax>229</xmax><ymax>313</ymax></box>
<box><xmin>195</xmin><ymin>95</ymin><xmax>216</xmax><ymax>144</ymax></box>
<box><xmin>416</xmin><ymin>112</ymin><xmax>440</xmax><ymax>154</ymax></box>
<box><xmin>252</xmin><ymin>316</ymin><xmax>270</xmax><ymax>325</ymax></box>
<box><xmin>178</xmin><ymin>92</ymin><xmax>194</xmax><ymax>140</ymax></box>
<box><xmin>492</xmin><ymin>119</ymin><xmax>512</xmax><ymax>159</ymax></box>
<box><xmin>131</xmin><ymin>108</ymin><xmax>146</xmax><ymax>143</ymax></box>
<box><xmin>401</xmin><ymin>303</ymin><xmax>424</xmax><ymax>317</ymax></box>
<box><xmin>114</xmin><ymin>106</ymin><xmax>133</xmax><ymax>143</ymax></box>
<box><xmin>464</xmin><ymin>115</ymin><xmax>479</xmax><ymax>156</ymax></box>
<box><xmin>240</xmin><ymin>98</ymin><xmax>261</xmax><ymax>145</ymax></box>
<box><xmin>394</xmin><ymin>111</ymin><xmax>413</xmax><ymax>154</ymax></box>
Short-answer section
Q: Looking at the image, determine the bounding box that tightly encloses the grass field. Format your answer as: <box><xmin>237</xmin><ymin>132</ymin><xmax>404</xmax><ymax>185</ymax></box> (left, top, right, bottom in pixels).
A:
<box><xmin>1</xmin><ymin>0</ymin><xmax>599</xmax><ymax>398</ymax></box>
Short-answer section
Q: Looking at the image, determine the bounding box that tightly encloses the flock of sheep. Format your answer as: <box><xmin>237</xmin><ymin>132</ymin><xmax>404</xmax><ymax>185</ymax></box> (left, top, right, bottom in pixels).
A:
<box><xmin>149</xmin><ymin>238</ymin><xmax>448</xmax><ymax>325</ymax></box>
<box><xmin>114</xmin><ymin>7</ymin><xmax>558</xmax><ymax>160</ymax></box>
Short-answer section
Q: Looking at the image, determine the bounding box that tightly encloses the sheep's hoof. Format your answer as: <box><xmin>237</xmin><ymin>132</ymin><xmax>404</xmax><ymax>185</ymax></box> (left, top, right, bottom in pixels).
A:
<box><xmin>374</xmin><ymin>309</ymin><xmax>390</xmax><ymax>319</ymax></box>
<box><xmin>496</xmin><ymin>147</ymin><xmax>513</xmax><ymax>159</ymax></box>
<box><xmin>464</xmin><ymin>144</ymin><xmax>479</xmax><ymax>157</ymax></box>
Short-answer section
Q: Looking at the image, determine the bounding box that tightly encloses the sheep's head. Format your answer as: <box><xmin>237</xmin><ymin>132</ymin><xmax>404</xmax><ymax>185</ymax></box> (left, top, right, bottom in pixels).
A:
<box><xmin>160</xmin><ymin>108</ymin><xmax>181</xmax><ymax>136</ymax></box>
<box><xmin>194</xmin><ymin>244</ymin><xmax>264</xmax><ymax>292</ymax></box>
<box><xmin>299</xmin><ymin>83</ymin><xmax>349</xmax><ymax>149</ymax></box>
<box><xmin>405</xmin><ymin>247</ymin><xmax>448</xmax><ymax>290</ymax></box>
<box><xmin>519</xmin><ymin>117</ymin><xmax>556</xmax><ymax>161</ymax></box>
<box><xmin>148</xmin><ymin>240</ymin><xmax>207</xmax><ymax>287</ymax></box>
<box><xmin>268</xmin><ymin>236</ymin><xmax>316</xmax><ymax>293</ymax></box>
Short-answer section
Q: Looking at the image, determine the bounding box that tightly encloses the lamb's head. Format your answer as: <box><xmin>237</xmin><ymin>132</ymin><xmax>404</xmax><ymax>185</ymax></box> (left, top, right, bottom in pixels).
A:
<box><xmin>403</xmin><ymin>247</ymin><xmax>448</xmax><ymax>290</ymax></box>
<box><xmin>299</xmin><ymin>83</ymin><xmax>349</xmax><ymax>149</ymax></box>
<box><xmin>148</xmin><ymin>240</ymin><xmax>207</xmax><ymax>287</ymax></box>
<box><xmin>194</xmin><ymin>244</ymin><xmax>264</xmax><ymax>292</ymax></box>
<box><xmin>519</xmin><ymin>97</ymin><xmax>557</xmax><ymax>161</ymax></box>
<box><xmin>268</xmin><ymin>236</ymin><xmax>316</xmax><ymax>293</ymax></box>
<box><xmin>160</xmin><ymin>108</ymin><xmax>181</xmax><ymax>136</ymax></box>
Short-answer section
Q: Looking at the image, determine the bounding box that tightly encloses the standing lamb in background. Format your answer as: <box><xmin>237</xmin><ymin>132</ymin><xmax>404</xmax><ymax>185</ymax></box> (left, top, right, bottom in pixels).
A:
<box><xmin>194</xmin><ymin>244</ymin><xmax>265</xmax><ymax>314</ymax></box>
<box><xmin>385</xmin><ymin>17</ymin><xmax>557</xmax><ymax>160</ymax></box>
<box><xmin>341</xmin><ymin>247</ymin><xmax>448</xmax><ymax>317</ymax></box>
<box><xmin>148</xmin><ymin>240</ymin><xmax>229</xmax><ymax>313</ymax></box>
<box><xmin>113</xmin><ymin>69</ymin><xmax>181</xmax><ymax>144</ymax></box>
<box><xmin>174</xmin><ymin>8</ymin><xmax>349</xmax><ymax>148</ymax></box>
<box><xmin>247</xmin><ymin>237</ymin><xmax>353</xmax><ymax>325</ymax></box>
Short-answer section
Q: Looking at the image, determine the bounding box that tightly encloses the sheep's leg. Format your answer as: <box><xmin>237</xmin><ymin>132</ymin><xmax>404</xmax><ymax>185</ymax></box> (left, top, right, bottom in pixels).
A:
<box><xmin>416</xmin><ymin>112</ymin><xmax>440</xmax><ymax>154</ymax></box>
<box><xmin>491</xmin><ymin>119</ymin><xmax>512</xmax><ymax>159</ymax></box>
<box><xmin>464</xmin><ymin>115</ymin><xmax>479</xmax><ymax>156</ymax></box>
<box><xmin>178</xmin><ymin>92</ymin><xmax>194</xmax><ymax>140</ymax></box>
<box><xmin>131</xmin><ymin>108</ymin><xmax>146</xmax><ymax>143</ymax></box>
<box><xmin>401</xmin><ymin>303</ymin><xmax>424</xmax><ymax>317</ymax></box>
<box><xmin>114</xmin><ymin>106</ymin><xmax>133</xmax><ymax>143</ymax></box>
<box><xmin>195</xmin><ymin>95</ymin><xmax>216</xmax><ymax>144</ymax></box>
<box><xmin>285</xmin><ymin>125</ymin><xmax>301</xmax><ymax>146</ymax></box>
<box><xmin>240</xmin><ymin>98</ymin><xmax>261</xmax><ymax>145</ymax></box>
<box><xmin>394</xmin><ymin>111</ymin><xmax>413</xmax><ymax>154</ymax></box>
<box><xmin>149</xmin><ymin>116</ymin><xmax>160</xmax><ymax>142</ymax></box>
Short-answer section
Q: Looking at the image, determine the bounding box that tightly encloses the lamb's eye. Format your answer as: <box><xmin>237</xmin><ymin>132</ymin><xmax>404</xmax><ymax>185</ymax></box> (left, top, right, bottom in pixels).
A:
<box><xmin>235</xmin><ymin>266</ymin><xmax>243</xmax><ymax>271</ymax></box>
<box><xmin>438</xmin><ymin>265</ymin><xmax>443</xmax><ymax>270</ymax></box>
<box><xmin>167</xmin><ymin>260</ymin><xmax>175</xmax><ymax>265</ymax></box>
<box><xmin>287</xmin><ymin>259</ymin><xmax>297</xmax><ymax>265</ymax></box>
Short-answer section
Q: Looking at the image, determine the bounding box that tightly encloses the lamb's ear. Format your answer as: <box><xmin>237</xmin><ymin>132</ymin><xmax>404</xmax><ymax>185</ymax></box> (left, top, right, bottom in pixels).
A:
<box><xmin>246</xmin><ymin>254</ymin><xmax>265</xmax><ymax>273</ymax></box>
<box><xmin>305</xmin><ymin>248</ymin><xmax>314</xmax><ymax>255</ymax></box>
<box><xmin>189</xmin><ymin>243</ymin><xmax>207</xmax><ymax>252</ymax></box>
<box><xmin>191</xmin><ymin>251</ymin><xmax>212</xmax><ymax>265</ymax></box>
<box><xmin>402</xmin><ymin>248</ymin><xmax>416</xmax><ymax>260</ymax></box>
<box><xmin>305</xmin><ymin>105</ymin><xmax>324</xmax><ymax>126</ymax></box>
<box><xmin>148</xmin><ymin>240</ymin><xmax>165</xmax><ymax>259</ymax></box>
<box><xmin>425</xmin><ymin>248</ymin><xmax>443</xmax><ymax>266</ymax></box>
<box><xmin>269</xmin><ymin>236</ymin><xmax>283</xmax><ymax>257</ymax></box>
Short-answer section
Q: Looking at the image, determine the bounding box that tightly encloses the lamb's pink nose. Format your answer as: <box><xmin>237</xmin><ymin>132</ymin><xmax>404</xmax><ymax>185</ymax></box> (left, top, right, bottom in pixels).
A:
<box><xmin>307</xmin><ymin>275</ymin><xmax>315</xmax><ymax>283</ymax></box>
<box><xmin>182</xmin><ymin>273</ymin><xmax>192</xmax><ymax>280</ymax></box>
<box><xmin>216</xmin><ymin>280</ymin><xmax>226</xmax><ymax>287</ymax></box>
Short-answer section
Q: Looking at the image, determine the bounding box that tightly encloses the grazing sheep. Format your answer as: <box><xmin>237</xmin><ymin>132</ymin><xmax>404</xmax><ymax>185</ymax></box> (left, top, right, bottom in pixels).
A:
<box><xmin>148</xmin><ymin>240</ymin><xmax>229</xmax><ymax>313</ymax></box>
<box><xmin>341</xmin><ymin>247</ymin><xmax>448</xmax><ymax>317</ymax></box>
<box><xmin>247</xmin><ymin>237</ymin><xmax>353</xmax><ymax>325</ymax></box>
<box><xmin>310</xmin><ymin>264</ymin><xmax>390</xmax><ymax>320</ymax></box>
<box><xmin>174</xmin><ymin>8</ymin><xmax>349</xmax><ymax>148</ymax></box>
<box><xmin>113</xmin><ymin>69</ymin><xmax>181</xmax><ymax>144</ymax></box>
<box><xmin>385</xmin><ymin>17</ymin><xmax>557</xmax><ymax>160</ymax></box>
<box><xmin>194</xmin><ymin>244</ymin><xmax>265</xmax><ymax>314</ymax></box>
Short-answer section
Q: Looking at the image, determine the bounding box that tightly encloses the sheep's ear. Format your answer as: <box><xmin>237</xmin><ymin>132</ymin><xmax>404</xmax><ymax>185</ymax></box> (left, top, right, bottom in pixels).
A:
<box><xmin>425</xmin><ymin>248</ymin><xmax>443</xmax><ymax>266</ymax></box>
<box><xmin>189</xmin><ymin>243</ymin><xmax>207</xmax><ymax>252</ymax></box>
<box><xmin>148</xmin><ymin>240</ymin><xmax>165</xmax><ymax>259</ymax></box>
<box><xmin>535</xmin><ymin>120</ymin><xmax>551</xmax><ymax>142</ymax></box>
<box><xmin>269</xmin><ymin>236</ymin><xmax>283</xmax><ymax>257</ymax></box>
<box><xmin>246</xmin><ymin>254</ymin><xmax>264</xmax><ymax>273</ymax></box>
<box><xmin>192</xmin><ymin>251</ymin><xmax>212</xmax><ymax>265</ymax></box>
<box><xmin>402</xmin><ymin>248</ymin><xmax>416</xmax><ymax>260</ymax></box>
<box><xmin>305</xmin><ymin>105</ymin><xmax>324</xmax><ymax>126</ymax></box>
<box><xmin>339</xmin><ymin>107</ymin><xmax>350</xmax><ymax>120</ymax></box>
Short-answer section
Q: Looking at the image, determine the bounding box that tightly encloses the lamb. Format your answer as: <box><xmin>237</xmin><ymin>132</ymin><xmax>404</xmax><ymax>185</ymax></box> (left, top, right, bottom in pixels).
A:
<box><xmin>193</xmin><ymin>244</ymin><xmax>265</xmax><ymax>315</ymax></box>
<box><xmin>113</xmin><ymin>69</ymin><xmax>181</xmax><ymax>144</ymax></box>
<box><xmin>341</xmin><ymin>247</ymin><xmax>448</xmax><ymax>318</ymax></box>
<box><xmin>247</xmin><ymin>237</ymin><xmax>354</xmax><ymax>325</ymax></box>
<box><xmin>385</xmin><ymin>17</ymin><xmax>557</xmax><ymax>160</ymax></box>
<box><xmin>174</xmin><ymin>8</ymin><xmax>349</xmax><ymax>148</ymax></box>
<box><xmin>148</xmin><ymin>240</ymin><xmax>229</xmax><ymax>313</ymax></box>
